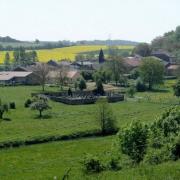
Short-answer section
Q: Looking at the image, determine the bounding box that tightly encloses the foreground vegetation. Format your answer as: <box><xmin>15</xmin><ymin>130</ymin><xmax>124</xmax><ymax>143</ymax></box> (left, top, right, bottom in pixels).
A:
<box><xmin>0</xmin><ymin>136</ymin><xmax>179</xmax><ymax>180</ymax></box>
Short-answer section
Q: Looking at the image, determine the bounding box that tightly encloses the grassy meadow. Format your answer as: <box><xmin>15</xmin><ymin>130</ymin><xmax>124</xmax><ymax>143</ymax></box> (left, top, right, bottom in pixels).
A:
<box><xmin>0</xmin><ymin>80</ymin><xmax>179</xmax><ymax>179</ymax></box>
<box><xmin>0</xmin><ymin>85</ymin><xmax>173</xmax><ymax>144</ymax></box>
<box><xmin>0</xmin><ymin>45</ymin><xmax>134</xmax><ymax>63</ymax></box>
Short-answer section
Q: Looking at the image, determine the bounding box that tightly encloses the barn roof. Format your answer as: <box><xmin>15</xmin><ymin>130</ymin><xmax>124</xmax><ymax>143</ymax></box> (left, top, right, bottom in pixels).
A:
<box><xmin>0</xmin><ymin>71</ymin><xmax>32</xmax><ymax>81</ymax></box>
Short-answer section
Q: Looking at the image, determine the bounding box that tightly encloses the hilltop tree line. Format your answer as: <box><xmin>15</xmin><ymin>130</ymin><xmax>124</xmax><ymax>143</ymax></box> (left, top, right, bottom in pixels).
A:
<box><xmin>133</xmin><ymin>26</ymin><xmax>180</xmax><ymax>62</ymax></box>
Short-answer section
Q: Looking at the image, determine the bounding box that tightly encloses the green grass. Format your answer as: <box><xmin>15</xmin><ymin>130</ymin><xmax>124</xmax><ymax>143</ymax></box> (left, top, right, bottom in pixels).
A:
<box><xmin>0</xmin><ymin>136</ymin><xmax>179</xmax><ymax>180</ymax></box>
<box><xmin>0</xmin><ymin>85</ymin><xmax>170</xmax><ymax>144</ymax></box>
<box><xmin>0</xmin><ymin>80</ymin><xmax>179</xmax><ymax>179</ymax></box>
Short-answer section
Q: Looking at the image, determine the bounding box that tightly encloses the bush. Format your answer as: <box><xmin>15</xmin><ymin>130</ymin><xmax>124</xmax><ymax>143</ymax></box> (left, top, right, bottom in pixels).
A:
<box><xmin>83</xmin><ymin>154</ymin><xmax>104</xmax><ymax>173</ymax></box>
<box><xmin>136</xmin><ymin>79</ymin><xmax>146</xmax><ymax>92</ymax></box>
<box><xmin>155</xmin><ymin>106</ymin><xmax>180</xmax><ymax>136</ymax></box>
<box><xmin>108</xmin><ymin>157</ymin><xmax>122</xmax><ymax>171</ymax></box>
<box><xmin>96</xmin><ymin>98</ymin><xmax>118</xmax><ymax>135</ymax></box>
<box><xmin>9</xmin><ymin>102</ymin><xmax>16</xmax><ymax>109</ymax></box>
<box><xmin>170</xmin><ymin>135</ymin><xmax>180</xmax><ymax>160</ymax></box>
<box><xmin>81</xmin><ymin>71</ymin><xmax>93</xmax><ymax>81</ymax></box>
<box><xmin>119</xmin><ymin>121</ymin><xmax>148</xmax><ymax>163</ymax></box>
<box><xmin>127</xmin><ymin>85</ymin><xmax>136</xmax><ymax>98</ymax></box>
<box><xmin>149</xmin><ymin>125</ymin><xmax>164</xmax><ymax>149</ymax></box>
<box><xmin>78</xmin><ymin>79</ymin><xmax>87</xmax><ymax>91</ymax></box>
<box><xmin>95</xmin><ymin>79</ymin><xmax>104</xmax><ymax>95</ymax></box>
<box><xmin>173</xmin><ymin>79</ymin><xmax>180</xmax><ymax>98</ymax></box>
<box><xmin>24</xmin><ymin>99</ymin><xmax>32</xmax><ymax>108</ymax></box>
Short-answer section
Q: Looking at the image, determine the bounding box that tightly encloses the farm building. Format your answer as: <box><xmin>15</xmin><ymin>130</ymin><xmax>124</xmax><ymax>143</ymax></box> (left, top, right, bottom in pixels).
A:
<box><xmin>124</xmin><ymin>56</ymin><xmax>142</xmax><ymax>70</ymax></box>
<box><xmin>166</xmin><ymin>64</ymin><xmax>180</xmax><ymax>76</ymax></box>
<box><xmin>67</xmin><ymin>71</ymin><xmax>82</xmax><ymax>82</ymax></box>
<box><xmin>48</xmin><ymin>70</ymin><xmax>82</xmax><ymax>84</ymax></box>
<box><xmin>0</xmin><ymin>71</ymin><xmax>39</xmax><ymax>85</ymax></box>
<box><xmin>151</xmin><ymin>50</ymin><xmax>176</xmax><ymax>63</ymax></box>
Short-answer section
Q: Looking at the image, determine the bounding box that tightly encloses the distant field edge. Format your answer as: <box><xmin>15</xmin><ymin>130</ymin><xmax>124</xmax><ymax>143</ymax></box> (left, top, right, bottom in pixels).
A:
<box><xmin>0</xmin><ymin>129</ymin><xmax>117</xmax><ymax>150</ymax></box>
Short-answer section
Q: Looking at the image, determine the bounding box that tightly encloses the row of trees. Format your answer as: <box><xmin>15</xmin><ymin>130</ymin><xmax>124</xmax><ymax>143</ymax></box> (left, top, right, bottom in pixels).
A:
<box><xmin>3</xmin><ymin>48</ymin><xmax>38</xmax><ymax>70</ymax></box>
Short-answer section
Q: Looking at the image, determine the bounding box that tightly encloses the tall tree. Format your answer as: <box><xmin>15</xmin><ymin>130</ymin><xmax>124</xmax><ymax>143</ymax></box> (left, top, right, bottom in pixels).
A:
<box><xmin>107</xmin><ymin>57</ymin><xmax>126</xmax><ymax>86</ymax></box>
<box><xmin>56</xmin><ymin>65</ymin><xmax>68</xmax><ymax>90</ymax></box>
<box><xmin>133</xmin><ymin>43</ymin><xmax>151</xmax><ymax>57</ymax></box>
<box><xmin>99</xmin><ymin>49</ymin><xmax>105</xmax><ymax>63</ymax></box>
<box><xmin>140</xmin><ymin>57</ymin><xmax>164</xmax><ymax>90</ymax></box>
<box><xmin>4</xmin><ymin>52</ymin><xmax>10</xmax><ymax>71</ymax></box>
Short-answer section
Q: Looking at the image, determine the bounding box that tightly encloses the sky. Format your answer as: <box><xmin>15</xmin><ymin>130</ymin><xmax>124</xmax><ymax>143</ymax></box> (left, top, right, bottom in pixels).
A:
<box><xmin>0</xmin><ymin>0</ymin><xmax>180</xmax><ymax>43</ymax></box>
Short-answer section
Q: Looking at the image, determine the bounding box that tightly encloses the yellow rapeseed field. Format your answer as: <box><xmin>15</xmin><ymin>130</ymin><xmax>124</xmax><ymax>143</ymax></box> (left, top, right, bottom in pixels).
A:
<box><xmin>0</xmin><ymin>45</ymin><xmax>133</xmax><ymax>63</ymax></box>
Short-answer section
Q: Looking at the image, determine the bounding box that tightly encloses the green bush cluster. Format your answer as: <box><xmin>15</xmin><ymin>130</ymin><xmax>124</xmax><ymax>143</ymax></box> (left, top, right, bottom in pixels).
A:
<box><xmin>82</xmin><ymin>106</ymin><xmax>180</xmax><ymax>174</ymax></box>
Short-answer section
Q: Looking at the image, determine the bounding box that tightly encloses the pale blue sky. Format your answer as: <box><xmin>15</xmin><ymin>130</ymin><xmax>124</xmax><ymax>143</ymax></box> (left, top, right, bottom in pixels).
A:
<box><xmin>0</xmin><ymin>0</ymin><xmax>180</xmax><ymax>42</ymax></box>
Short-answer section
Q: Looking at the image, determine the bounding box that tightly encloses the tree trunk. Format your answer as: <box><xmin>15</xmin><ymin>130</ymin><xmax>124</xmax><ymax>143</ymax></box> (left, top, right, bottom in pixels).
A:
<box><xmin>0</xmin><ymin>112</ymin><xmax>3</xmax><ymax>119</ymax></box>
<box><xmin>42</xmin><ymin>84</ymin><xmax>45</xmax><ymax>92</ymax></box>
<box><xmin>39</xmin><ymin>110</ymin><xmax>42</xmax><ymax>118</ymax></box>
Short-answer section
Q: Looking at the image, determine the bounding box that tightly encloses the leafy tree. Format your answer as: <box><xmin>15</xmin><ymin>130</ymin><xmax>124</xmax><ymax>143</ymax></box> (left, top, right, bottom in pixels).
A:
<box><xmin>173</xmin><ymin>79</ymin><xmax>180</xmax><ymax>98</ymax></box>
<box><xmin>96</xmin><ymin>98</ymin><xmax>117</xmax><ymax>135</ymax></box>
<box><xmin>107</xmin><ymin>57</ymin><xmax>126</xmax><ymax>86</ymax></box>
<box><xmin>4</xmin><ymin>52</ymin><xmax>11</xmax><ymax>71</ymax></box>
<box><xmin>99</xmin><ymin>49</ymin><xmax>105</xmax><ymax>63</ymax></box>
<box><xmin>78</xmin><ymin>79</ymin><xmax>87</xmax><ymax>91</ymax></box>
<box><xmin>13</xmin><ymin>48</ymin><xmax>38</xmax><ymax>66</ymax></box>
<box><xmin>0</xmin><ymin>99</ymin><xmax>9</xmax><ymax>119</ymax></box>
<box><xmin>31</xmin><ymin>95</ymin><xmax>51</xmax><ymax>118</ymax></box>
<box><xmin>133</xmin><ymin>43</ymin><xmax>151</xmax><ymax>57</ymax></box>
<box><xmin>140</xmin><ymin>57</ymin><xmax>164</xmax><ymax>90</ymax></box>
<box><xmin>119</xmin><ymin>121</ymin><xmax>148</xmax><ymax>163</ymax></box>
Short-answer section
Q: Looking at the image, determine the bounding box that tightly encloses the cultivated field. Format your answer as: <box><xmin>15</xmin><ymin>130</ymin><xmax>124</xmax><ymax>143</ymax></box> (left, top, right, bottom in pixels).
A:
<box><xmin>0</xmin><ymin>45</ymin><xmax>134</xmax><ymax>63</ymax></box>
<box><xmin>0</xmin><ymin>80</ymin><xmax>179</xmax><ymax>179</ymax></box>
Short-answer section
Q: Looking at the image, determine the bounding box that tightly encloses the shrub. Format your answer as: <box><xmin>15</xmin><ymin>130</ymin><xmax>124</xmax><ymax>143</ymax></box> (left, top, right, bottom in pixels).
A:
<box><xmin>136</xmin><ymin>79</ymin><xmax>146</xmax><ymax>92</ymax></box>
<box><xmin>170</xmin><ymin>135</ymin><xmax>180</xmax><ymax>160</ymax></box>
<box><xmin>155</xmin><ymin>106</ymin><xmax>180</xmax><ymax>136</ymax></box>
<box><xmin>173</xmin><ymin>79</ymin><xmax>180</xmax><ymax>98</ymax></box>
<box><xmin>24</xmin><ymin>99</ymin><xmax>32</xmax><ymax>108</ymax></box>
<box><xmin>81</xmin><ymin>71</ymin><xmax>93</xmax><ymax>81</ymax></box>
<box><xmin>78</xmin><ymin>79</ymin><xmax>87</xmax><ymax>91</ymax></box>
<box><xmin>9</xmin><ymin>102</ymin><xmax>16</xmax><ymax>109</ymax></box>
<box><xmin>144</xmin><ymin>148</ymin><xmax>169</xmax><ymax>165</ymax></box>
<box><xmin>96</xmin><ymin>98</ymin><xmax>117</xmax><ymax>135</ymax></box>
<box><xmin>83</xmin><ymin>154</ymin><xmax>104</xmax><ymax>173</ymax></box>
<box><xmin>68</xmin><ymin>88</ymin><xmax>73</xmax><ymax>97</ymax></box>
<box><xmin>95</xmin><ymin>79</ymin><xmax>104</xmax><ymax>95</ymax></box>
<box><xmin>149</xmin><ymin>125</ymin><xmax>164</xmax><ymax>149</ymax></box>
<box><xmin>119</xmin><ymin>121</ymin><xmax>148</xmax><ymax>163</ymax></box>
<box><xmin>0</xmin><ymin>99</ymin><xmax>9</xmax><ymax>119</ymax></box>
<box><xmin>108</xmin><ymin>157</ymin><xmax>121</xmax><ymax>171</ymax></box>
<box><xmin>127</xmin><ymin>85</ymin><xmax>136</xmax><ymax>98</ymax></box>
